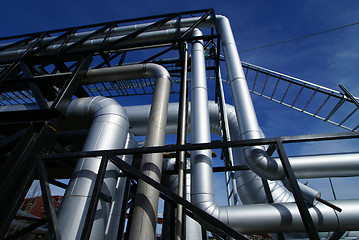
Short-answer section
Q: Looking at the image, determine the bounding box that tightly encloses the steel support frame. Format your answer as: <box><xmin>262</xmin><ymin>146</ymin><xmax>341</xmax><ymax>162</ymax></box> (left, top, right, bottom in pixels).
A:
<box><xmin>0</xmin><ymin>10</ymin><xmax>220</xmax><ymax>107</ymax></box>
<box><xmin>51</xmin><ymin>54</ymin><xmax>93</xmax><ymax>114</ymax></box>
<box><xmin>174</xmin><ymin>41</ymin><xmax>189</xmax><ymax>240</ymax></box>
<box><xmin>0</xmin><ymin>56</ymin><xmax>93</xmax><ymax>240</ymax></box>
<box><xmin>117</xmin><ymin>177</ymin><xmax>132</xmax><ymax>240</ymax></box>
<box><xmin>0</xmin><ymin>9</ymin><xmax>217</xmax><ymax>66</ymax></box>
<box><xmin>275</xmin><ymin>141</ymin><xmax>320</xmax><ymax>239</ymax></box>
<box><xmin>80</xmin><ymin>155</ymin><xmax>110</xmax><ymax>240</ymax></box>
<box><xmin>36</xmin><ymin>158</ymin><xmax>62</xmax><ymax>240</ymax></box>
<box><xmin>106</xmin><ymin>153</ymin><xmax>248</xmax><ymax>240</ymax></box>
<box><xmin>36</xmin><ymin>150</ymin><xmax>247</xmax><ymax>239</ymax></box>
<box><xmin>1</xmin><ymin>9</ymin><xmax>358</xmax><ymax>239</ymax></box>
<box><xmin>0</xmin><ymin>122</ymin><xmax>59</xmax><ymax>239</ymax></box>
<box><xmin>38</xmin><ymin>131</ymin><xmax>359</xmax><ymax>239</ymax></box>
<box><xmin>43</xmin><ymin>131</ymin><xmax>359</xmax><ymax>161</ymax></box>
<box><xmin>4</xmin><ymin>219</ymin><xmax>46</xmax><ymax>240</ymax></box>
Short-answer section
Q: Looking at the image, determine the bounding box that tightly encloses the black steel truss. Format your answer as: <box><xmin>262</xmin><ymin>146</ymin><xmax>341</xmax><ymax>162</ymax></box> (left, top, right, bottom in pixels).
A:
<box><xmin>0</xmin><ymin>8</ymin><xmax>358</xmax><ymax>240</ymax></box>
<box><xmin>38</xmin><ymin>131</ymin><xmax>359</xmax><ymax>239</ymax></box>
<box><xmin>0</xmin><ymin>9</ymin><xmax>220</xmax><ymax>108</ymax></box>
<box><xmin>0</xmin><ymin>9</ymin><xmax>223</xmax><ymax>239</ymax></box>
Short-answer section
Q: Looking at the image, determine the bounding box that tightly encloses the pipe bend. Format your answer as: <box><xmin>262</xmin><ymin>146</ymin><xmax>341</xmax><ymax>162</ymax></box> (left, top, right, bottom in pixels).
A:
<box><xmin>143</xmin><ymin>63</ymin><xmax>171</xmax><ymax>81</ymax></box>
<box><xmin>246</xmin><ymin>148</ymin><xmax>282</xmax><ymax>180</ymax></box>
<box><xmin>65</xmin><ymin>96</ymin><xmax>129</xmax><ymax>125</ymax></box>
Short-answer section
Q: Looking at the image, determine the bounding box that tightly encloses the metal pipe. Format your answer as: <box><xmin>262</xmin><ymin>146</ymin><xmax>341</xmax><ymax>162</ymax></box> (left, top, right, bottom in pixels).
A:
<box><xmin>127</xmin><ymin>63</ymin><xmax>171</xmax><ymax>239</ymax></box>
<box><xmin>185</xmin><ymin>160</ymin><xmax>203</xmax><ymax>239</ymax></box>
<box><xmin>188</xmin><ymin>28</ymin><xmax>293</xmax><ymax>231</ymax></box>
<box><xmin>0</xmin><ymin>28</ymin><xmax>186</xmax><ymax>62</ymax></box>
<box><xmin>175</xmin><ymin>42</ymin><xmax>189</xmax><ymax>240</ymax></box>
<box><xmin>10</xmin><ymin>63</ymin><xmax>171</xmax><ymax>239</ymax></box>
<box><xmin>214</xmin><ymin>16</ymin><xmax>277</xmax><ymax>178</ymax></box>
<box><xmin>186</xmin><ymin>27</ymin><xmax>354</xmax><ymax>234</ymax></box>
<box><xmin>190</xmin><ymin>28</ymin><xmax>215</xmax><ymax>215</ymax></box>
<box><xmin>56</xmin><ymin>96</ymin><xmax>130</xmax><ymax>240</ymax></box>
<box><xmin>221</xmin><ymin>199</ymin><xmax>359</xmax><ymax>233</ymax></box>
<box><xmin>161</xmin><ymin>158</ymin><xmax>203</xmax><ymax>240</ymax></box>
<box><xmin>2</xmin><ymin>101</ymin><xmax>359</xmax><ymax>234</ymax></box>
<box><xmin>2</xmin><ymin>14</ymin><xmax>359</xmax><ymax>234</ymax></box>
<box><xmin>104</xmin><ymin>132</ymin><xmax>137</xmax><ymax>240</ymax></box>
<box><xmin>161</xmin><ymin>158</ymin><xmax>178</xmax><ymax>240</ymax></box>
<box><xmin>2</xmin><ymin>102</ymin><xmax>359</xmax><ymax>185</ymax></box>
<box><xmin>0</xmin><ymin>18</ymin><xmax>199</xmax><ymax>53</ymax></box>
<box><xmin>213</xmin><ymin>16</ymin><xmax>324</xmax><ymax>205</ymax></box>
<box><xmin>275</xmin><ymin>153</ymin><xmax>359</xmax><ymax>179</ymax></box>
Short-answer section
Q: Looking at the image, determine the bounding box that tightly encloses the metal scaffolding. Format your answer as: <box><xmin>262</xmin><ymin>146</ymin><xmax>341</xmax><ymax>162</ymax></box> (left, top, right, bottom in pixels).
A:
<box><xmin>0</xmin><ymin>8</ymin><xmax>358</xmax><ymax>240</ymax></box>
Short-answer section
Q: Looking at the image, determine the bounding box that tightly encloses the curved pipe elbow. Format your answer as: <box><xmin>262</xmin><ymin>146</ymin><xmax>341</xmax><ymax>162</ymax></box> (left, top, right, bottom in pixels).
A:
<box><xmin>142</xmin><ymin>63</ymin><xmax>171</xmax><ymax>82</ymax></box>
<box><xmin>193</xmin><ymin>201</ymin><xmax>230</xmax><ymax>232</ymax></box>
<box><xmin>65</xmin><ymin>96</ymin><xmax>129</xmax><ymax>128</ymax></box>
<box><xmin>83</xmin><ymin>63</ymin><xmax>171</xmax><ymax>85</ymax></box>
<box><xmin>245</xmin><ymin>148</ymin><xmax>283</xmax><ymax>180</ymax></box>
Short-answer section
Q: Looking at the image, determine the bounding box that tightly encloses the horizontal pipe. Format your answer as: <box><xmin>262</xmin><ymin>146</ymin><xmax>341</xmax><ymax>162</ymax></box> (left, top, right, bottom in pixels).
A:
<box><xmin>2</xmin><ymin>14</ymin><xmax>350</xmax><ymax>188</ymax></box>
<box><xmin>0</xmin><ymin>17</ymin><xmax>202</xmax><ymax>52</ymax></box>
<box><xmin>2</xmin><ymin>100</ymin><xmax>359</xmax><ymax>233</ymax></box>
<box><xmin>1</xmin><ymin>14</ymin><xmax>358</xmax><ymax>234</ymax></box>
<box><xmin>220</xmin><ymin>199</ymin><xmax>359</xmax><ymax>233</ymax></box>
<box><xmin>275</xmin><ymin>153</ymin><xmax>359</xmax><ymax>179</ymax></box>
<box><xmin>0</xmin><ymin>28</ymin><xmax>186</xmax><ymax>62</ymax></box>
<box><xmin>2</xmin><ymin>101</ymin><xmax>359</xmax><ymax>181</ymax></box>
<box><xmin>123</xmin><ymin>102</ymin><xmax>359</xmax><ymax>179</ymax></box>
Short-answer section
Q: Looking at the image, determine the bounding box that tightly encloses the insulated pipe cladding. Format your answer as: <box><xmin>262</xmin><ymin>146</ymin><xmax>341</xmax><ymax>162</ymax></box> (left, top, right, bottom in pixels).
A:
<box><xmin>2</xmin><ymin>13</ymin><xmax>359</xmax><ymax>237</ymax></box>
<box><xmin>56</xmin><ymin>96</ymin><xmax>130</xmax><ymax>240</ymax></box>
<box><xmin>2</xmin><ymin>100</ymin><xmax>359</xmax><ymax>235</ymax></box>
<box><xmin>0</xmin><ymin>28</ymin><xmax>188</xmax><ymax>62</ymax></box>
<box><xmin>104</xmin><ymin>132</ymin><xmax>137</xmax><ymax>240</ymax></box>
<box><xmin>0</xmin><ymin>14</ymin><xmax>335</xmax><ymax>188</ymax></box>
<box><xmin>127</xmin><ymin>64</ymin><xmax>171</xmax><ymax>240</ymax></box>
<box><xmin>54</xmin><ymin>63</ymin><xmax>171</xmax><ymax>240</ymax></box>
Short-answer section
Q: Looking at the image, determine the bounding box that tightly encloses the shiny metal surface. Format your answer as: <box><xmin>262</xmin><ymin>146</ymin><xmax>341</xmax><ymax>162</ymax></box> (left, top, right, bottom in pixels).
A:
<box><xmin>190</xmin><ymin>29</ymin><xmax>214</xmax><ymax>205</ymax></box>
<box><xmin>57</xmin><ymin>96</ymin><xmax>129</xmax><ymax>240</ymax></box>
<box><xmin>128</xmin><ymin>63</ymin><xmax>171</xmax><ymax>240</ymax></box>
<box><xmin>104</xmin><ymin>132</ymin><xmax>136</xmax><ymax>240</ymax></box>
<box><xmin>0</xmin><ymin>28</ymin><xmax>186</xmax><ymax>61</ymax></box>
<box><xmin>2</xmin><ymin>14</ymin><xmax>359</xmax><ymax>237</ymax></box>
<box><xmin>222</xmin><ymin>199</ymin><xmax>359</xmax><ymax>233</ymax></box>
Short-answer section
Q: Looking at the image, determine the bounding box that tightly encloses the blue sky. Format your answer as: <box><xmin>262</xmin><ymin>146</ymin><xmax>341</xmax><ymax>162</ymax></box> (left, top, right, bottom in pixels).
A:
<box><xmin>7</xmin><ymin>0</ymin><xmax>359</xmax><ymax>212</ymax></box>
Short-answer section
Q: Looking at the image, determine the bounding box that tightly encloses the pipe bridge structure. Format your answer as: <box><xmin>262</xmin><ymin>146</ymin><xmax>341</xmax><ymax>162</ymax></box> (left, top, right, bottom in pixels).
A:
<box><xmin>1</xmin><ymin>9</ymin><xmax>359</xmax><ymax>240</ymax></box>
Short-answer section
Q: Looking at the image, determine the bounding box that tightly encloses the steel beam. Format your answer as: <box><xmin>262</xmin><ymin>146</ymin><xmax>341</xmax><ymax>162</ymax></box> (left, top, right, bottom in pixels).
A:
<box><xmin>36</xmin><ymin>159</ymin><xmax>62</xmax><ymax>240</ymax></box>
<box><xmin>0</xmin><ymin>122</ymin><xmax>58</xmax><ymax>239</ymax></box>
<box><xmin>275</xmin><ymin>141</ymin><xmax>319</xmax><ymax>240</ymax></box>
<box><xmin>108</xmin><ymin>153</ymin><xmax>248</xmax><ymax>240</ymax></box>
<box><xmin>51</xmin><ymin>54</ymin><xmax>93</xmax><ymax>114</ymax></box>
<box><xmin>42</xmin><ymin>131</ymin><xmax>359</xmax><ymax>161</ymax></box>
<box><xmin>81</xmin><ymin>155</ymin><xmax>109</xmax><ymax>240</ymax></box>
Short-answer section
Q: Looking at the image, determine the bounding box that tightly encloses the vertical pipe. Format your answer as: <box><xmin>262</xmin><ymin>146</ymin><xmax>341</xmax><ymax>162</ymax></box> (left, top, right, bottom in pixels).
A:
<box><xmin>225</xmin><ymin>171</ymin><xmax>233</xmax><ymax>206</ymax></box>
<box><xmin>190</xmin><ymin>28</ymin><xmax>213</xmax><ymax>238</ymax></box>
<box><xmin>190</xmin><ymin>28</ymin><xmax>213</xmax><ymax>202</ymax></box>
<box><xmin>104</xmin><ymin>132</ymin><xmax>136</xmax><ymax>240</ymax></box>
<box><xmin>185</xmin><ymin>162</ymin><xmax>202</xmax><ymax>239</ymax></box>
<box><xmin>176</xmin><ymin>42</ymin><xmax>189</xmax><ymax>240</ymax></box>
<box><xmin>57</xmin><ymin>97</ymin><xmax>129</xmax><ymax>240</ymax></box>
<box><xmin>128</xmin><ymin>65</ymin><xmax>171</xmax><ymax>240</ymax></box>
<box><xmin>217</xmin><ymin>16</ymin><xmax>262</xmax><ymax>141</ymax></box>
<box><xmin>161</xmin><ymin>158</ymin><xmax>179</xmax><ymax>240</ymax></box>
<box><xmin>216</xmin><ymin>16</ymin><xmax>320</xmax><ymax>203</ymax></box>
